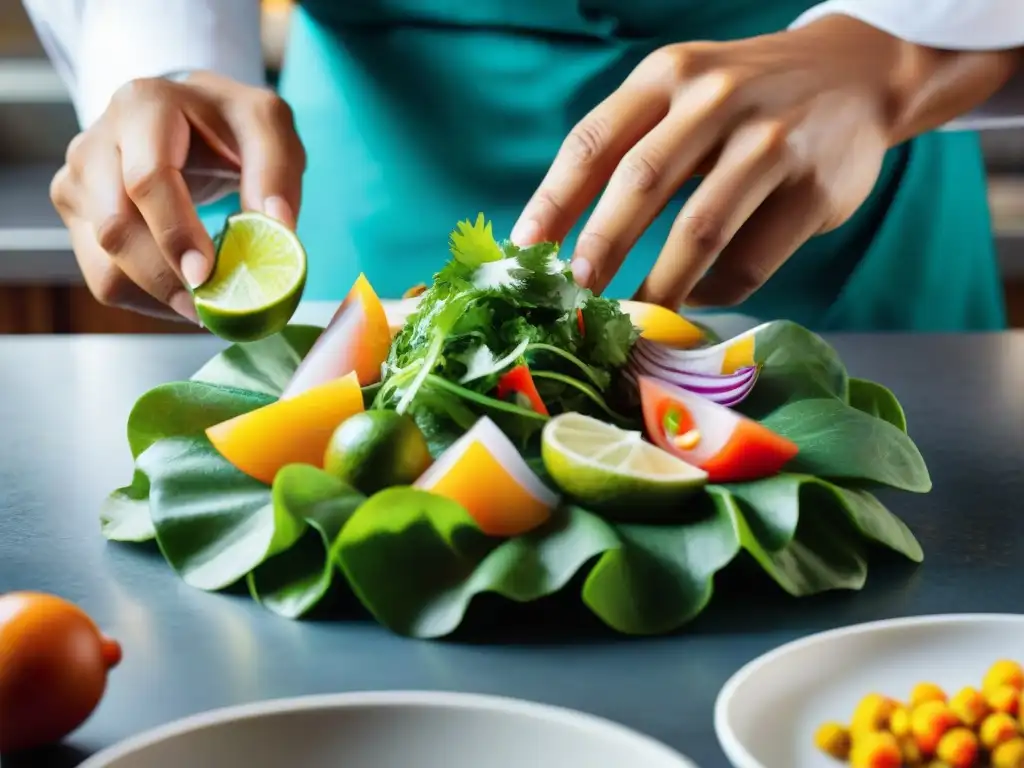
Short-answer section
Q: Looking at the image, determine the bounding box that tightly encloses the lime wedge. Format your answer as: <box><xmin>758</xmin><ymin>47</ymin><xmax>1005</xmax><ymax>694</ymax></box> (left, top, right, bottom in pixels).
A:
<box><xmin>193</xmin><ymin>211</ymin><xmax>307</xmax><ymax>342</ymax></box>
<box><xmin>541</xmin><ymin>412</ymin><xmax>707</xmax><ymax>509</ymax></box>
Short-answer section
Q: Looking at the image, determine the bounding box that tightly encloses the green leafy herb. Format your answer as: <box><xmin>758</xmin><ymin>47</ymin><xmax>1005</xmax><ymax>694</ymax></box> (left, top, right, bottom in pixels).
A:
<box><xmin>382</xmin><ymin>215</ymin><xmax>638</xmax><ymax>440</ymax></box>
<box><xmin>449</xmin><ymin>213</ymin><xmax>505</xmax><ymax>267</ymax></box>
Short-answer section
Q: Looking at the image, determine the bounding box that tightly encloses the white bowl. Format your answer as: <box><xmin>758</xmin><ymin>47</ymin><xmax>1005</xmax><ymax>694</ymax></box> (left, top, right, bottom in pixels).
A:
<box><xmin>714</xmin><ymin>613</ymin><xmax>1024</xmax><ymax>768</ymax></box>
<box><xmin>80</xmin><ymin>690</ymin><xmax>699</xmax><ymax>768</ymax></box>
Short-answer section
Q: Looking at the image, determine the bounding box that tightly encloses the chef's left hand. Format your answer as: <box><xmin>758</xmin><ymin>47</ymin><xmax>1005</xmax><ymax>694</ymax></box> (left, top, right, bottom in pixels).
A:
<box><xmin>513</xmin><ymin>14</ymin><xmax>1016</xmax><ymax>308</ymax></box>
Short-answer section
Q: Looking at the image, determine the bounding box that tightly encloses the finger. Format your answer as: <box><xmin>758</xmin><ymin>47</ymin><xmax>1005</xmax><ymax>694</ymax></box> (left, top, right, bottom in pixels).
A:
<box><xmin>68</xmin><ymin>218</ymin><xmax>187</xmax><ymax>321</ymax></box>
<box><xmin>511</xmin><ymin>83</ymin><xmax>670</xmax><ymax>248</ymax></box>
<box><xmin>685</xmin><ymin>177</ymin><xmax>826</xmax><ymax>307</ymax></box>
<box><xmin>116</xmin><ymin>82</ymin><xmax>215</xmax><ymax>290</ymax></box>
<box><xmin>79</xmin><ymin>138</ymin><xmax>199</xmax><ymax>322</ymax></box>
<box><xmin>49</xmin><ymin>164</ymin><xmax>77</xmax><ymax>219</ymax></box>
<box><xmin>573</xmin><ymin>73</ymin><xmax>736</xmax><ymax>294</ymax></box>
<box><xmin>634</xmin><ymin>120</ymin><xmax>792</xmax><ymax>307</ymax></box>
<box><xmin>230</xmin><ymin>91</ymin><xmax>305</xmax><ymax>229</ymax></box>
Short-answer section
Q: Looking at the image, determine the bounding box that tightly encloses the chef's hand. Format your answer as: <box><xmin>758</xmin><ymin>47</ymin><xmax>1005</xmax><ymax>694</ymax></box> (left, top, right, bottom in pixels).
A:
<box><xmin>514</xmin><ymin>15</ymin><xmax>1017</xmax><ymax>308</ymax></box>
<box><xmin>50</xmin><ymin>71</ymin><xmax>306</xmax><ymax>322</ymax></box>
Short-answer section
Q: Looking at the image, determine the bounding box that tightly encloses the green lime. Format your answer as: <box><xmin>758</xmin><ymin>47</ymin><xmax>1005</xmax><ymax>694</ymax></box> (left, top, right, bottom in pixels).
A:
<box><xmin>192</xmin><ymin>211</ymin><xmax>307</xmax><ymax>342</ymax></box>
<box><xmin>323</xmin><ymin>410</ymin><xmax>433</xmax><ymax>495</ymax></box>
<box><xmin>541</xmin><ymin>412</ymin><xmax>707</xmax><ymax>509</ymax></box>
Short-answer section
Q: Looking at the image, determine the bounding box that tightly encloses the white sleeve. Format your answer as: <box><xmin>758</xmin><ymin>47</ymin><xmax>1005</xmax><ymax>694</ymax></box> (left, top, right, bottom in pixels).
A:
<box><xmin>791</xmin><ymin>0</ymin><xmax>1024</xmax><ymax>131</ymax></box>
<box><xmin>21</xmin><ymin>0</ymin><xmax>265</xmax><ymax>128</ymax></box>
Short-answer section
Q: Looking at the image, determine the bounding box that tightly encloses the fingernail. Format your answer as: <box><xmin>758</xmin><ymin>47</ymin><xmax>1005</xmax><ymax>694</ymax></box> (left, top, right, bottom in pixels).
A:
<box><xmin>264</xmin><ymin>196</ymin><xmax>294</xmax><ymax>229</ymax></box>
<box><xmin>510</xmin><ymin>218</ymin><xmax>541</xmax><ymax>247</ymax></box>
<box><xmin>181</xmin><ymin>250</ymin><xmax>210</xmax><ymax>289</ymax></box>
<box><xmin>571</xmin><ymin>258</ymin><xmax>594</xmax><ymax>289</ymax></box>
<box><xmin>169</xmin><ymin>290</ymin><xmax>200</xmax><ymax>324</ymax></box>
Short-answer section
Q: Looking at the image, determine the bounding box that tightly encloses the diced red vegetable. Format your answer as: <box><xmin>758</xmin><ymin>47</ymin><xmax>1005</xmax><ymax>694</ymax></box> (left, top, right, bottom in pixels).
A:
<box><xmin>639</xmin><ymin>376</ymin><xmax>798</xmax><ymax>482</ymax></box>
<box><xmin>496</xmin><ymin>365</ymin><xmax>549</xmax><ymax>416</ymax></box>
<box><xmin>576</xmin><ymin>308</ymin><xmax>585</xmax><ymax>338</ymax></box>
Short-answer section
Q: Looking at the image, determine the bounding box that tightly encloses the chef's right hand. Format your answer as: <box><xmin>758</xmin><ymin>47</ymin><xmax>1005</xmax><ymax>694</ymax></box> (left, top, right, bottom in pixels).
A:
<box><xmin>50</xmin><ymin>71</ymin><xmax>306</xmax><ymax>322</ymax></box>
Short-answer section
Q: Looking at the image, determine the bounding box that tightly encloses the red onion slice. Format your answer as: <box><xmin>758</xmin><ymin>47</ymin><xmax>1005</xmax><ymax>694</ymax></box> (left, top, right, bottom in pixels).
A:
<box><xmin>633</xmin><ymin>336</ymin><xmax>756</xmax><ymax>376</ymax></box>
<box><xmin>624</xmin><ymin>339</ymin><xmax>760</xmax><ymax>407</ymax></box>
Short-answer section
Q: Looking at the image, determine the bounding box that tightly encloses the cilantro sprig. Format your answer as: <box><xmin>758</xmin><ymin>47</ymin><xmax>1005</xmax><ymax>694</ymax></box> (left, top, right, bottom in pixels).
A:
<box><xmin>380</xmin><ymin>214</ymin><xmax>639</xmax><ymax>453</ymax></box>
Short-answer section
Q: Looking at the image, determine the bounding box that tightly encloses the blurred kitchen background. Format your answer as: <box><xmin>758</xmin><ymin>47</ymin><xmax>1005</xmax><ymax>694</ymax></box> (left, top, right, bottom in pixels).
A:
<box><xmin>1</xmin><ymin>0</ymin><xmax>1023</xmax><ymax>333</ymax></box>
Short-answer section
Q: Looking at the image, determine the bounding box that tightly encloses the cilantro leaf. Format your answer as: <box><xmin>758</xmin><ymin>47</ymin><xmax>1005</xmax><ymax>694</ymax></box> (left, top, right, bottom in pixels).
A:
<box><xmin>449</xmin><ymin>213</ymin><xmax>504</xmax><ymax>267</ymax></box>
<box><xmin>381</xmin><ymin>214</ymin><xmax>641</xmax><ymax>441</ymax></box>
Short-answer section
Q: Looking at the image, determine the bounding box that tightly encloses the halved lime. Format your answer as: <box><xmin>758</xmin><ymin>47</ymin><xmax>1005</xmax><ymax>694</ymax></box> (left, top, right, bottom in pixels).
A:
<box><xmin>323</xmin><ymin>410</ymin><xmax>433</xmax><ymax>495</ymax></box>
<box><xmin>193</xmin><ymin>211</ymin><xmax>307</xmax><ymax>342</ymax></box>
<box><xmin>541</xmin><ymin>412</ymin><xmax>707</xmax><ymax>509</ymax></box>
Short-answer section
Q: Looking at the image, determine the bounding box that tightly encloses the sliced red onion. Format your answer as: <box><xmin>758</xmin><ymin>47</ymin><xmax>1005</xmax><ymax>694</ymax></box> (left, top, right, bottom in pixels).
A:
<box><xmin>633</xmin><ymin>336</ymin><xmax>752</xmax><ymax>376</ymax></box>
<box><xmin>630</xmin><ymin>342</ymin><xmax>749</xmax><ymax>380</ymax></box>
<box><xmin>624</xmin><ymin>340</ymin><xmax>759</xmax><ymax>407</ymax></box>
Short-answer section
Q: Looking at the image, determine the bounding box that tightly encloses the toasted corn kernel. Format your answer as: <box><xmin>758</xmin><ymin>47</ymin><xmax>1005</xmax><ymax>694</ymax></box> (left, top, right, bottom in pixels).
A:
<box><xmin>981</xmin><ymin>712</ymin><xmax>1021</xmax><ymax>751</ymax></box>
<box><xmin>814</xmin><ymin>721</ymin><xmax>851</xmax><ymax>760</ymax></box>
<box><xmin>911</xmin><ymin>700</ymin><xmax>958</xmax><ymax>755</ymax></box>
<box><xmin>910</xmin><ymin>683</ymin><xmax>948</xmax><ymax>708</ymax></box>
<box><xmin>935</xmin><ymin>726</ymin><xmax>978</xmax><ymax>768</ymax></box>
<box><xmin>985</xmin><ymin>661</ymin><xmax>1024</xmax><ymax>694</ymax></box>
<box><xmin>850</xmin><ymin>731</ymin><xmax>902</xmax><ymax>768</ymax></box>
<box><xmin>949</xmin><ymin>686</ymin><xmax>989</xmax><ymax>729</ymax></box>
<box><xmin>852</xmin><ymin>693</ymin><xmax>899</xmax><ymax>735</ymax></box>
<box><xmin>989</xmin><ymin>685</ymin><xmax>1021</xmax><ymax>716</ymax></box>
<box><xmin>993</xmin><ymin>737</ymin><xmax>1024</xmax><ymax>768</ymax></box>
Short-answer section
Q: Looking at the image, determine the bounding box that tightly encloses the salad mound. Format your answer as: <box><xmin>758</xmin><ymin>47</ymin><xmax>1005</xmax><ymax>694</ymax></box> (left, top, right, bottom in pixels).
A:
<box><xmin>102</xmin><ymin>215</ymin><xmax>932</xmax><ymax>638</ymax></box>
<box><xmin>379</xmin><ymin>214</ymin><xmax>638</xmax><ymax>452</ymax></box>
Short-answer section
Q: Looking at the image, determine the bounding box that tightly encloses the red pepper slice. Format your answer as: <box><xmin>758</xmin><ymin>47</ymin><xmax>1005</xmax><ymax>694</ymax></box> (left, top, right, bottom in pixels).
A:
<box><xmin>576</xmin><ymin>308</ymin><xmax>585</xmax><ymax>338</ymax></box>
<box><xmin>639</xmin><ymin>376</ymin><xmax>798</xmax><ymax>482</ymax></box>
<box><xmin>496</xmin><ymin>365</ymin><xmax>550</xmax><ymax>416</ymax></box>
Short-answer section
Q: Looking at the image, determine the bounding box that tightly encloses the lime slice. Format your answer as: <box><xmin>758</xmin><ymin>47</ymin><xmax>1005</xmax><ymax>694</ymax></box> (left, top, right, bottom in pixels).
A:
<box><xmin>193</xmin><ymin>211</ymin><xmax>307</xmax><ymax>342</ymax></box>
<box><xmin>323</xmin><ymin>410</ymin><xmax>433</xmax><ymax>495</ymax></box>
<box><xmin>541</xmin><ymin>412</ymin><xmax>707</xmax><ymax>509</ymax></box>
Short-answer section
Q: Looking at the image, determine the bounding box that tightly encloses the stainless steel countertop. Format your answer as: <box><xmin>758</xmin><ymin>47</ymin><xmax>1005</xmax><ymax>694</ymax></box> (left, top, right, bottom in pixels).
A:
<box><xmin>3</xmin><ymin>331</ymin><xmax>1024</xmax><ymax>768</ymax></box>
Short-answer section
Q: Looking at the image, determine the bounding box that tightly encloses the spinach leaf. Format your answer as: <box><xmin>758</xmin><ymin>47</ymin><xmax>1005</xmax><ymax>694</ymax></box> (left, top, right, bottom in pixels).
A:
<box><xmin>333</xmin><ymin>490</ymin><xmax>618</xmax><ymax>637</ymax></box>
<box><xmin>848</xmin><ymin>377</ymin><xmax>908</xmax><ymax>433</ymax></box>
<box><xmin>738</xmin><ymin>320</ymin><xmax>849</xmax><ymax>419</ymax></box>
<box><xmin>140</xmin><ymin>436</ymin><xmax>303</xmax><ymax>591</ymax></box>
<box><xmin>191</xmin><ymin>325</ymin><xmax>322</xmax><ymax>395</ymax></box>
<box><xmin>101</xmin><ymin>381</ymin><xmax>274</xmax><ymax>543</ymax></box>
<box><xmin>762</xmin><ymin>398</ymin><xmax>931</xmax><ymax>492</ymax></box>
<box><xmin>248</xmin><ymin>464</ymin><xmax>365</xmax><ymax>618</ymax></box>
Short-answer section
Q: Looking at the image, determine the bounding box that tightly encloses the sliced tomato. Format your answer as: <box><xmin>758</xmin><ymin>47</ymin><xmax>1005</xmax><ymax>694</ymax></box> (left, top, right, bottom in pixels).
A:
<box><xmin>496</xmin><ymin>365</ymin><xmax>549</xmax><ymax>416</ymax></box>
<box><xmin>638</xmin><ymin>376</ymin><xmax>798</xmax><ymax>482</ymax></box>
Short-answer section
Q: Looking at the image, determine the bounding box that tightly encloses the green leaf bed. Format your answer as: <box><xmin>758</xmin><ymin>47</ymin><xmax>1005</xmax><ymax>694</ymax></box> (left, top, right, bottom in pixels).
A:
<box><xmin>102</xmin><ymin>319</ymin><xmax>929</xmax><ymax>638</ymax></box>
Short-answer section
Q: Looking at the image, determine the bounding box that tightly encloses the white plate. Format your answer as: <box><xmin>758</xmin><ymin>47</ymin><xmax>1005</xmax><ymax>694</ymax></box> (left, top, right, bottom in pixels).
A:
<box><xmin>79</xmin><ymin>690</ymin><xmax>699</xmax><ymax>768</ymax></box>
<box><xmin>715</xmin><ymin>613</ymin><xmax>1024</xmax><ymax>768</ymax></box>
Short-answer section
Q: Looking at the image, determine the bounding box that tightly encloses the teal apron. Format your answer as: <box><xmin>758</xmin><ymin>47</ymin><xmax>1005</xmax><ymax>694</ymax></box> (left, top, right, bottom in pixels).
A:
<box><xmin>204</xmin><ymin>0</ymin><xmax>1006</xmax><ymax>331</ymax></box>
